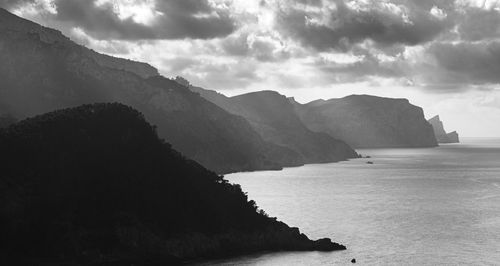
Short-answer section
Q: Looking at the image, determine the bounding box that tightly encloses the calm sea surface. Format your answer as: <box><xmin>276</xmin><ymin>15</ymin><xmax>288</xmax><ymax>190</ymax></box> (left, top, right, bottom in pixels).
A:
<box><xmin>198</xmin><ymin>138</ymin><xmax>500</xmax><ymax>265</ymax></box>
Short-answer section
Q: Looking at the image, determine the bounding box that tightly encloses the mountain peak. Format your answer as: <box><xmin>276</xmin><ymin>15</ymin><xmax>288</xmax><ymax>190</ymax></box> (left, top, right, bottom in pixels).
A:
<box><xmin>429</xmin><ymin>115</ymin><xmax>440</xmax><ymax>122</ymax></box>
<box><xmin>0</xmin><ymin>8</ymin><xmax>158</xmax><ymax>78</ymax></box>
<box><xmin>233</xmin><ymin>90</ymin><xmax>285</xmax><ymax>100</ymax></box>
<box><xmin>0</xmin><ymin>8</ymin><xmax>69</xmax><ymax>44</ymax></box>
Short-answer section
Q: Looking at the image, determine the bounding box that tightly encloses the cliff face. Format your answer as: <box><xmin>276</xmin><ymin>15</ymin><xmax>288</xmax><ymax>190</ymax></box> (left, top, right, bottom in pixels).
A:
<box><xmin>191</xmin><ymin>87</ymin><xmax>359</xmax><ymax>165</ymax></box>
<box><xmin>0</xmin><ymin>8</ymin><xmax>284</xmax><ymax>174</ymax></box>
<box><xmin>294</xmin><ymin>95</ymin><xmax>438</xmax><ymax>148</ymax></box>
<box><xmin>428</xmin><ymin>115</ymin><xmax>460</xmax><ymax>143</ymax></box>
<box><xmin>0</xmin><ymin>103</ymin><xmax>345</xmax><ymax>264</ymax></box>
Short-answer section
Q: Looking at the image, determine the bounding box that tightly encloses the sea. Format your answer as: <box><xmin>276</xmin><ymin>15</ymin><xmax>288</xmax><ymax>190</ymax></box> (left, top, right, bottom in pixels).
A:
<box><xmin>198</xmin><ymin>138</ymin><xmax>500</xmax><ymax>265</ymax></box>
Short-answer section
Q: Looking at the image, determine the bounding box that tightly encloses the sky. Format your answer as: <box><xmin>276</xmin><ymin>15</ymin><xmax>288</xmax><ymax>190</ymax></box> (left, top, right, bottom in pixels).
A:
<box><xmin>2</xmin><ymin>0</ymin><xmax>500</xmax><ymax>137</ymax></box>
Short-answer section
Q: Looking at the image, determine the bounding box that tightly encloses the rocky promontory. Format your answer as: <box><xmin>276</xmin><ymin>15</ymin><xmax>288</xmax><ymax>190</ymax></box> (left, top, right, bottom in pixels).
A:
<box><xmin>428</xmin><ymin>115</ymin><xmax>460</xmax><ymax>143</ymax></box>
<box><xmin>293</xmin><ymin>95</ymin><xmax>438</xmax><ymax>148</ymax></box>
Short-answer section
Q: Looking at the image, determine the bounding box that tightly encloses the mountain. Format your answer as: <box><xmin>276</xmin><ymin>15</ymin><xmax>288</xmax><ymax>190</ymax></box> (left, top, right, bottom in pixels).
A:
<box><xmin>293</xmin><ymin>95</ymin><xmax>438</xmax><ymax>148</ymax></box>
<box><xmin>0</xmin><ymin>103</ymin><xmax>345</xmax><ymax>264</ymax></box>
<box><xmin>428</xmin><ymin>115</ymin><xmax>460</xmax><ymax>143</ymax></box>
<box><xmin>190</xmin><ymin>86</ymin><xmax>359</xmax><ymax>165</ymax></box>
<box><xmin>0</xmin><ymin>8</ymin><xmax>286</xmax><ymax>174</ymax></box>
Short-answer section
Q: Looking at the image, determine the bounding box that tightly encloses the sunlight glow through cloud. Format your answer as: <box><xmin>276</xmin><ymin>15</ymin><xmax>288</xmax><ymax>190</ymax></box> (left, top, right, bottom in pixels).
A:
<box><xmin>3</xmin><ymin>0</ymin><xmax>500</xmax><ymax>136</ymax></box>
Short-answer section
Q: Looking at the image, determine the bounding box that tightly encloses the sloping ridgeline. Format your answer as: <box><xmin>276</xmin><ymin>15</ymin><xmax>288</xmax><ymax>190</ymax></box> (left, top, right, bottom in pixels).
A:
<box><xmin>189</xmin><ymin>86</ymin><xmax>359</xmax><ymax>166</ymax></box>
<box><xmin>0</xmin><ymin>8</ymin><xmax>287</xmax><ymax>174</ymax></box>
<box><xmin>0</xmin><ymin>103</ymin><xmax>345</xmax><ymax>265</ymax></box>
<box><xmin>293</xmin><ymin>95</ymin><xmax>438</xmax><ymax>148</ymax></box>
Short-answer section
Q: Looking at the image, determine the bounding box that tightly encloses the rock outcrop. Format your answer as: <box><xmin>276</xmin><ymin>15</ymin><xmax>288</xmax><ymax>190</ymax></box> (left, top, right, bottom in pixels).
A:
<box><xmin>0</xmin><ymin>103</ymin><xmax>345</xmax><ymax>264</ymax></box>
<box><xmin>190</xmin><ymin>86</ymin><xmax>359</xmax><ymax>166</ymax></box>
<box><xmin>0</xmin><ymin>8</ymin><xmax>288</xmax><ymax>174</ymax></box>
<box><xmin>293</xmin><ymin>95</ymin><xmax>438</xmax><ymax>148</ymax></box>
<box><xmin>428</xmin><ymin>115</ymin><xmax>460</xmax><ymax>143</ymax></box>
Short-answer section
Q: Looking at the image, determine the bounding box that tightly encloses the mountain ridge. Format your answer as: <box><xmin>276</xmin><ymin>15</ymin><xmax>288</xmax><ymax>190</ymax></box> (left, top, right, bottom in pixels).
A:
<box><xmin>0</xmin><ymin>8</ymin><xmax>290</xmax><ymax>174</ymax></box>
<box><xmin>292</xmin><ymin>94</ymin><xmax>438</xmax><ymax>148</ymax></box>
<box><xmin>190</xmin><ymin>85</ymin><xmax>359</xmax><ymax>165</ymax></box>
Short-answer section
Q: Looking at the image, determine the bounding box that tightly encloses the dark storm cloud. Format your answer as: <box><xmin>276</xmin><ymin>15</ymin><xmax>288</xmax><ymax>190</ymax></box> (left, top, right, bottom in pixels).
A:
<box><xmin>5</xmin><ymin>0</ymin><xmax>500</xmax><ymax>92</ymax></box>
<box><xmin>457</xmin><ymin>7</ymin><xmax>500</xmax><ymax>41</ymax></box>
<box><xmin>54</xmin><ymin>0</ymin><xmax>155</xmax><ymax>40</ymax></box>
<box><xmin>152</xmin><ymin>0</ymin><xmax>236</xmax><ymax>40</ymax></box>
<box><xmin>428</xmin><ymin>41</ymin><xmax>500</xmax><ymax>84</ymax></box>
<box><xmin>1</xmin><ymin>0</ymin><xmax>236</xmax><ymax>40</ymax></box>
<box><xmin>275</xmin><ymin>0</ymin><xmax>452</xmax><ymax>51</ymax></box>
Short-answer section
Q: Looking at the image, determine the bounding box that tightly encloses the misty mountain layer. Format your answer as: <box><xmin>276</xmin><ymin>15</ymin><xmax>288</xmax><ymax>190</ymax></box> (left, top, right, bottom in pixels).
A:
<box><xmin>428</xmin><ymin>115</ymin><xmax>460</xmax><ymax>143</ymax></box>
<box><xmin>0</xmin><ymin>103</ymin><xmax>345</xmax><ymax>264</ymax></box>
<box><xmin>0</xmin><ymin>8</ymin><xmax>291</xmax><ymax>174</ymax></box>
<box><xmin>293</xmin><ymin>95</ymin><xmax>438</xmax><ymax>148</ymax></box>
<box><xmin>190</xmin><ymin>87</ymin><xmax>359</xmax><ymax>165</ymax></box>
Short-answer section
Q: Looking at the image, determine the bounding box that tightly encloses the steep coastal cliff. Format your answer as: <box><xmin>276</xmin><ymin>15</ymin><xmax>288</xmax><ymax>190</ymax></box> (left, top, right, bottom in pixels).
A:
<box><xmin>428</xmin><ymin>115</ymin><xmax>460</xmax><ymax>143</ymax></box>
<box><xmin>293</xmin><ymin>95</ymin><xmax>438</xmax><ymax>148</ymax></box>
<box><xmin>190</xmin><ymin>86</ymin><xmax>359</xmax><ymax>166</ymax></box>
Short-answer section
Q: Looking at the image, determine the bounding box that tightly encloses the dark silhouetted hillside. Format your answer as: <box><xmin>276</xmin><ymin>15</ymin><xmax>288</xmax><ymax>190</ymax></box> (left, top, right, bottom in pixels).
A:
<box><xmin>0</xmin><ymin>103</ymin><xmax>345</xmax><ymax>264</ymax></box>
<box><xmin>190</xmin><ymin>87</ymin><xmax>359</xmax><ymax>165</ymax></box>
<box><xmin>293</xmin><ymin>95</ymin><xmax>438</xmax><ymax>148</ymax></box>
<box><xmin>428</xmin><ymin>115</ymin><xmax>459</xmax><ymax>143</ymax></box>
<box><xmin>0</xmin><ymin>114</ymin><xmax>16</xmax><ymax>128</ymax></box>
<box><xmin>0</xmin><ymin>8</ymin><xmax>284</xmax><ymax>174</ymax></box>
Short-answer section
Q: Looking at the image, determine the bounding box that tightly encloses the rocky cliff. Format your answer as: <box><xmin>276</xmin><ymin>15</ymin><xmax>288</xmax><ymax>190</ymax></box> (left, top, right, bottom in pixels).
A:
<box><xmin>428</xmin><ymin>115</ymin><xmax>460</xmax><ymax>143</ymax></box>
<box><xmin>0</xmin><ymin>8</ymin><xmax>286</xmax><ymax>174</ymax></box>
<box><xmin>0</xmin><ymin>103</ymin><xmax>345</xmax><ymax>264</ymax></box>
<box><xmin>293</xmin><ymin>95</ymin><xmax>438</xmax><ymax>148</ymax></box>
<box><xmin>190</xmin><ymin>87</ymin><xmax>359</xmax><ymax>165</ymax></box>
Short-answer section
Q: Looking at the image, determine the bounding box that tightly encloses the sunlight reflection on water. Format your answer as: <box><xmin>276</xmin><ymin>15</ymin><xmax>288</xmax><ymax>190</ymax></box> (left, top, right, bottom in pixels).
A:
<box><xmin>196</xmin><ymin>138</ymin><xmax>500</xmax><ymax>265</ymax></box>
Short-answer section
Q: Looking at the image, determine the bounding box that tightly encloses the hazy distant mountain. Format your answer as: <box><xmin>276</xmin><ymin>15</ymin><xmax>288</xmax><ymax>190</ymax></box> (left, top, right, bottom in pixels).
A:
<box><xmin>293</xmin><ymin>95</ymin><xmax>438</xmax><ymax>148</ymax></box>
<box><xmin>428</xmin><ymin>115</ymin><xmax>460</xmax><ymax>143</ymax></box>
<box><xmin>0</xmin><ymin>8</ymin><xmax>286</xmax><ymax>174</ymax></box>
<box><xmin>0</xmin><ymin>103</ymin><xmax>345</xmax><ymax>264</ymax></box>
<box><xmin>190</xmin><ymin>86</ymin><xmax>359</xmax><ymax>165</ymax></box>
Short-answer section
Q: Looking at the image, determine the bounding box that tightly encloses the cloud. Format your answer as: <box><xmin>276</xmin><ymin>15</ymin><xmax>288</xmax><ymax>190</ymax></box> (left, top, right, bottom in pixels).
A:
<box><xmin>274</xmin><ymin>0</ymin><xmax>452</xmax><ymax>52</ymax></box>
<box><xmin>428</xmin><ymin>41</ymin><xmax>500</xmax><ymax>85</ymax></box>
<box><xmin>0</xmin><ymin>0</ymin><xmax>34</xmax><ymax>8</ymax></box>
<box><xmin>2</xmin><ymin>0</ymin><xmax>236</xmax><ymax>40</ymax></box>
<box><xmin>220</xmin><ymin>31</ymin><xmax>292</xmax><ymax>62</ymax></box>
<box><xmin>457</xmin><ymin>7</ymin><xmax>500</xmax><ymax>41</ymax></box>
<box><xmin>4</xmin><ymin>0</ymin><xmax>500</xmax><ymax>96</ymax></box>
